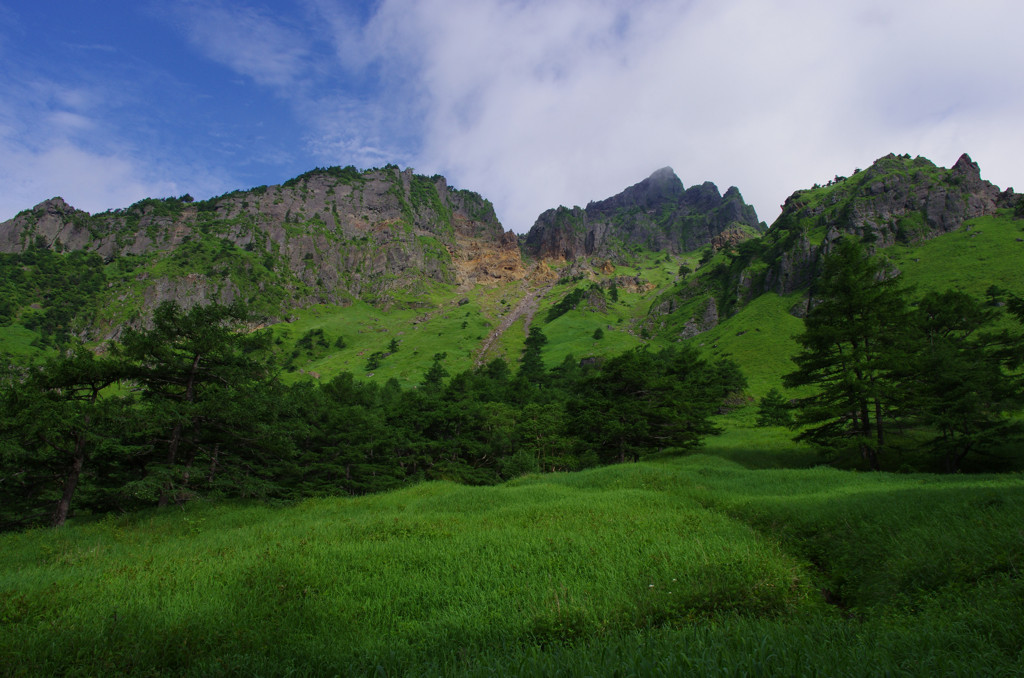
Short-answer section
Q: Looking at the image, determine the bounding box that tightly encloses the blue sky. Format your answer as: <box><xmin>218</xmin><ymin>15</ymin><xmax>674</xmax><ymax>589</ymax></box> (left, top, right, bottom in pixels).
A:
<box><xmin>2</xmin><ymin>1</ymin><xmax>1022</xmax><ymax>232</ymax></box>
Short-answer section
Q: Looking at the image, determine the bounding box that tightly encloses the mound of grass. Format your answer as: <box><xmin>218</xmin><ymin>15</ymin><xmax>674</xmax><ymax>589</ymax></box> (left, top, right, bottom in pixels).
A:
<box><xmin>2</xmin><ymin>457</ymin><xmax>1021</xmax><ymax>676</ymax></box>
<box><xmin>695</xmin><ymin>292</ymin><xmax>805</xmax><ymax>398</ymax></box>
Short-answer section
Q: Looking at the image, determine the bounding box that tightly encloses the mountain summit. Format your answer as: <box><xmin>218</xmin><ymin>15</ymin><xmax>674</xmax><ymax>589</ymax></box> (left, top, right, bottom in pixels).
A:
<box><xmin>523</xmin><ymin>167</ymin><xmax>764</xmax><ymax>261</ymax></box>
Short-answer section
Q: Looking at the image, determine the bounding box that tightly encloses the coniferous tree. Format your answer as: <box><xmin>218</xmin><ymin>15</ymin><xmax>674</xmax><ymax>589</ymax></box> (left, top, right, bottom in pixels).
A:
<box><xmin>784</xmin><ymin>239</ymin><xmax>909</xmax><ymax>469</ymax></box>
<box><xmin>903</xmin><ymin>290</ymin><xmax>1023</xmax><ymax>471</ymax></box>
<box><xmin>756</xmin><ymin>387</ymin><xmax>792</xmax><ymax>427</ymax></box>
<box><xmin>518</xmin><ymin>326</ymin><xmax>548</xmax><ymax>383</ymax></box>
<box><xmin>568</xmin><ymin>346</ymin><xmax>738</xmax><ymax>464</ymax></box>
<box><xmin>117</xmin><ymin>301</ymin><xmax>275</xmax><ymax>506</ymax></box>
<box><xmin>0</xmin><ymin>346</ymin><xmax>131</xmax><ymax>527</ymax></box>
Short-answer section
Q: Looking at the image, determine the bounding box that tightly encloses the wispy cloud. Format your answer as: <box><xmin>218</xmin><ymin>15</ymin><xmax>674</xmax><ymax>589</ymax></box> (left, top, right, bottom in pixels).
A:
<box><xmin>172</xmin><ymin>1</ymin><xmax>312</xmax><ymax>88</ymax></box>
<box><xmin>0</xmin><ymin>70</ymin><xmax>227</xmax><ymax>219</ymax></box>
<box><xmin>0</xmin><ymin>142</ymin><xmax>179</xmax><ymax>216</ymax></box>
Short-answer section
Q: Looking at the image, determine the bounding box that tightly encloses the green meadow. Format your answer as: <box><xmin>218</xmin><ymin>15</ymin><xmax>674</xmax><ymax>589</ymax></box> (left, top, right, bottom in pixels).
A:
<box><xmin>3</xmin><ymin>442</ymin><xmax>1021</xmax><ymax>676</ymax></box>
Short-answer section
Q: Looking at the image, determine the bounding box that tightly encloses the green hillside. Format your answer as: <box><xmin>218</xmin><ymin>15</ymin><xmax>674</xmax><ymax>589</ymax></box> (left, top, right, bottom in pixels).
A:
<box><xmin>2</xmin><ymin>153</ymin><xmax>1020</xmax><ymax>400</ymax></box>
<box><xmin>246</xmin><ymin>207</ymin><xmax>1024</xmax><ymax>396</ymax></box>
<box><xmin>2</xmin><ymin>455</ymin><xmax>1021</xmax><ymax>676</ymax></box>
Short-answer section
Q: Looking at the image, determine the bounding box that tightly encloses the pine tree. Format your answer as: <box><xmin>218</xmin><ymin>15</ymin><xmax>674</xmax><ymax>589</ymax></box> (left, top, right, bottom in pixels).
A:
<box><xmin>0</xmin><ymin>346</ymin><xmax>131</xmax><ymax>527</ymax></box>
<box><xmin>756</xmin><ymin>388</ymin><xmax>792</xmax><ymax>427</ymax></box>
<box><xmin>518</xmin><ymin>326</ymin><xmax>548</xmax><ymax>383</ymax></box>
<box><xmin>117</xmin><ymin>301</ymin><xmax>274</xmax><ymax>506</ymax></box>
<box><xmin>903</xmin><ymin>290</ymin><xmax>1023</xmax><ymax>471</ymax></box>
<box><xmin>783</xmin><ymin>239</ymin><xmax>909</xmax><ymax>469</ymax></box>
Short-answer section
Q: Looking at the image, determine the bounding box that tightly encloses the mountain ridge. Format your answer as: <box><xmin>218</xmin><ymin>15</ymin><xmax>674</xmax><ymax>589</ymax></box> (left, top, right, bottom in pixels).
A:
<box><xmin>1</xmin><ymin>152</ymin><xmax>1020</xmax><ymax>385</ymax></box>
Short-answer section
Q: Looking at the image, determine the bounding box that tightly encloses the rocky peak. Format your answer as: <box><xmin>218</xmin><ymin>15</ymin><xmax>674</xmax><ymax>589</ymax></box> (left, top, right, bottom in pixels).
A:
<box><xmin>681</xmin><ymin>182</ymin><xmax>723</xmax><ymax>213</ymax></box>
<box><xmin>0</xmin><ymin>165</ymin><xmax>522</xmax><ymax>333</ymax></box>
<box><xmin>951</xmin><ymin>152</ymin><xmax>981</xmax><ymax>180</ymax></box>
<box><xmin>0</xmin><ymin>197</ymin><xmax>94</xmax><ymax>253</ymax></box>
<box><xmin>36</xmin><ymin>196</ymin><xmax>77</xmax><ymax>216</ymax></box>
<box><xmin>587</xmin><ymin>167</ymin><xmax>684</xmax><ymax>214</ymax></box>
<box><xmin>759</xmin><ymin>151</ymin><xmax>1012</xmax><ymax>297</ymax></box>
<box><xmin>525</xmin><ymin>168</ymin><xmax>762</xmax><ymax>261</ymax></box>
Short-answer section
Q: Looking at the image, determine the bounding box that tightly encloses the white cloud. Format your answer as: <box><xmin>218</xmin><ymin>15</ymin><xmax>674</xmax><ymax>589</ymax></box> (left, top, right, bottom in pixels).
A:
<box><xmin>0</xmin><ymin>74</ymin><xmax>222</xmax><ymax>220</ymax></box>
<box><xmin>0</xmin><ymin>142</ymin><xmax>179</xmax><ymax>218</ymax></box>
<box><xmin>47</xmin><ymin>110</ymin><xmax>96</xmax><ymax>132</ymax></box>
<box><xmin>304</xmin><ymin>0</ymin><xmax>1024</xmax><ymax>231</ymax></box>
<box><xmin>11</xmin><ymin>0</ymin><xmax>1019</xmax><ymax>233</ymax></box>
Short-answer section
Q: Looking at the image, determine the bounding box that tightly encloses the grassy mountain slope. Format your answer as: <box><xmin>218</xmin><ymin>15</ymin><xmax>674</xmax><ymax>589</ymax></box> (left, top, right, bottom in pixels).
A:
<box><xmin>2</xmin><ymin>454</ymin><xmax>1021</xmax><ymax>675</ymax></box>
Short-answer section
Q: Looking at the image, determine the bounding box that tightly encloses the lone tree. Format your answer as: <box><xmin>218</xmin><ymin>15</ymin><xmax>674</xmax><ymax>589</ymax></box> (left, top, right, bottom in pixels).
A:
<box><xmin>518</xmin><ymin>327</ymin><xmax>548</xmax><ymax>383</ymax></box>
<box><xmin>783</xmin><ymin>238</ymin><xmax>909</xmax><ymax>469</ymax></box>
<box><xmin>756</xmin><ymin>387</ymin><xmax>792</xmax><ymax>427</ymax></box>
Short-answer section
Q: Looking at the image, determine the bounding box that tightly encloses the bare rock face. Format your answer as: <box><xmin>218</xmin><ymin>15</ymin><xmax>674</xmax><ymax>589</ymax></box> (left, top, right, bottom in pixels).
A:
<box><xmin>523</xmin><ymin>206</ymin><xmax>587</xmax><ymax>261</ymax></box>
<box><xmin>679</xmin><ymin>297</ymin><xmax>719</xmax><ymax>339</ymax></box>
<box><xmin>710</xmin><ymin>225</ymin><xmax>758</xmax><ymax>252</ymax></box>
<box><xmin>0</xmin><ymin>166</ymin><xmax>524</xmax><ymax>327</ymax></box>
<box><xmin>452</xmin><ymin>226</ymin><xmax>528</xmax><ymax>288</ymax></box>
<box><xmin>523</xmin><ymin>168</ymin><xmax>765</xmax><ymax>261</ymax></box>
<box><xmin>0</xmin><ymin>198</ymin><xmax>94</xmax><ymax>252</ymax></box>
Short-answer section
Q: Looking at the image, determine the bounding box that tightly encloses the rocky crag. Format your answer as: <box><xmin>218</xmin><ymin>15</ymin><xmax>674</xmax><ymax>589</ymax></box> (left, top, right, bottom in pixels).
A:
<box><xmin>646</xmin><ymin>153</ymin><xmax>1019</xmax><ymax>339</ymax></box>
<box><xmin>757</xmin><ymin>152</ymin><xmax>1017</xmax><ymax>295</ymax></box>
<box><xmin>4</xmin><ymin>153</ymin><xmax>1016</xmax><ymax>349</ymax></box>
<box><xmin>0</xmin><ymin>165</ymin><xmax>525</xmax><ymax>336</ymax></box>
<box><xmin>522</xmin><ymin>167</ymin><xmax>765</xmax><ymax>261</ymax></box>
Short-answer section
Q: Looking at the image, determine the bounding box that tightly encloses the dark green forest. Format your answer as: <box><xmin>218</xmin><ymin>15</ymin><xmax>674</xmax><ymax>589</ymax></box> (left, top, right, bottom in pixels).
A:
<box><xmin>0</xmin><ymin>300</ymin><xmax>744</xmax><ymax>530</ymax></box>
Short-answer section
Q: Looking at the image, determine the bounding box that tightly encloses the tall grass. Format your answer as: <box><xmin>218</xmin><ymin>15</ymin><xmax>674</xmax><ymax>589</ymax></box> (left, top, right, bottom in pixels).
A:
<box><xmin>2</xmin><ymin>454</ymin><xmax>1021</xmax><ymax>676</ymax></box>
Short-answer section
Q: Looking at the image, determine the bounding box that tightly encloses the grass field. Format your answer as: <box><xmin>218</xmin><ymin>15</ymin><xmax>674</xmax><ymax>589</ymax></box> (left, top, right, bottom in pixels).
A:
<box><xmin>886</xmin><ymin>211</ymin><xmax>1024</xmax><ymax>296</ymax></box>
<box><xmin>0</xmin><ymin>324</ymin><xmax>45</xmax><ymax>361</ymax></box>
<box><xmin>2</xmin><ymin>446</ymin><xmax>1021</xmax><ymax>676</ymax></box>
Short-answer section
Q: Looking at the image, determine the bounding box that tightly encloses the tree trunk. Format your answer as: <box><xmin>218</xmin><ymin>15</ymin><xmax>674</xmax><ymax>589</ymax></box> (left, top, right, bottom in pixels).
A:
<box><xmin>859</xmin><ymin>399</ymin><xmax>878</xmax><ymax>470</ymax></box>
<box><xmin>159</xmin><ymin>352</ymin><xmax>202</xmax><ymax>507</ymax></box>
<box><xmin>52</xmin><ymin>434</ymin><xmax>86</xmax><ymax>527</ymax></box>
<box><xmin>874</xmin><ymin>397</ymin><xmax>885</xmax><ymax>464</ymax></box>
<box><xmin>53</xmin><ymin>388</ymin><xmax>100</xmax><ymax>527</ymax></box>
<box><xmin>208</xmin><ymin>444</ymin><xmax>220</xmax><ymax>485</ymax></box>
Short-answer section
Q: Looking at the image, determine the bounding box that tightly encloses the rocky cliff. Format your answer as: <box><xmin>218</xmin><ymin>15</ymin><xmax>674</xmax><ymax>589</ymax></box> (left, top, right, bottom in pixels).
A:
<box><xmin>0</xmin><ymin>165</ymin><xmax>524</xmax><ymax>331</ymax></box>
<box><xmin>644</xmin><ymin>153</ymin><xmax>1018</xmax><ymax>340</ymax></box>
<box><xmin>523</xmin><ymin>167</ymin><xmax>765</xmax><ymax>261</ymax></box>
<box><xmin>758</xmin><ymin>152</ymin><xmax>1016</xmax><ymax>295</ymax></box>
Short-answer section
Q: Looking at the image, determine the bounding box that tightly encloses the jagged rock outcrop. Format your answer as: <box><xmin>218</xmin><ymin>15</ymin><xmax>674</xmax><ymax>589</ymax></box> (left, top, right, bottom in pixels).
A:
<box><xmin>640</xmin><ymin>152</ymin><xmax>1017</xmax><ymax>342</ymax></box>
<box><xmin>523</xmin><ymin>167</ymin><xmax>765</xmax><ymax>261</ymax></box>
<box><xmin>679</xmin><ymin>297</ymin><xmax>719</xmax><ymax>339</ymax></box>
<box><xmin>759</xmin><ymin>152</ymin><xmax>1014</xmax><ymax>296</ymax></box>
<box><xmin>0</xmin><ymin>166</ymin><xmax>525</xmax><ymax>330</ymax></box>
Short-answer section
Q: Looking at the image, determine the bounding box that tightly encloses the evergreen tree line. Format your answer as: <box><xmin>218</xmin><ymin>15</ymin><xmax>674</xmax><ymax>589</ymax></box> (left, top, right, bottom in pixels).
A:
<box><xmin>0</xmin><ymin>305</ymin><xmax>745</xmax><ymax>530</ymax></box>
<box><xmin>760</xmin><ymin>238</ymin><xmax>1024</xmax><ymax>472</ymax></box>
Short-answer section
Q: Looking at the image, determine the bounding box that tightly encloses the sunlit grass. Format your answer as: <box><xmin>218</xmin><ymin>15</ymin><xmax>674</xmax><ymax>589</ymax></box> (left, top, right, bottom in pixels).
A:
<box><xmin>2</xmin><ymin>455</ymin><xmax>1022</xmax><ymax>676</ymax></box>
<box><xmin>887</xmin><ymin>212</ymin><xmax>1024</xmax><ymax>296</ymax></box>
<box><xmin>697</xmin><ymin>292</ymin><xmax>805</xmax><ymax>398</ymax></box>
<box><xmin>0</xmin><ymin>324</ymin><xmax>45</xmax><ymax>360</ymax></box>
